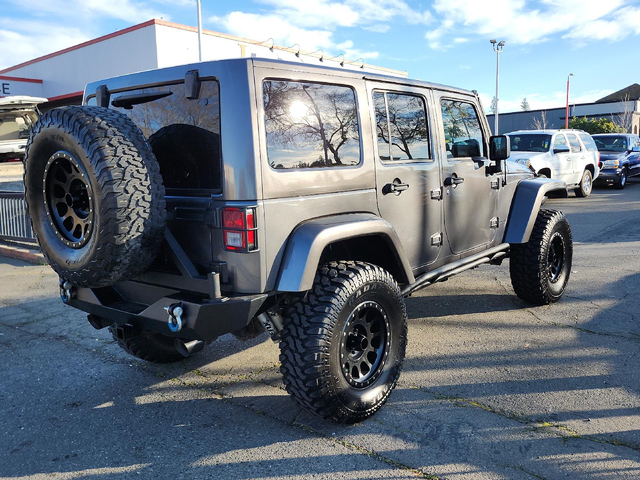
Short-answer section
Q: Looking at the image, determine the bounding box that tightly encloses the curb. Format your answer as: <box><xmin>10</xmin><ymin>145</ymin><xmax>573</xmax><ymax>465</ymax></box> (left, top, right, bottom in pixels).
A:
<box><xmin>0</xmin><ymin>242</ymin><xmax>46</xmax><ymax>265</ymax></box>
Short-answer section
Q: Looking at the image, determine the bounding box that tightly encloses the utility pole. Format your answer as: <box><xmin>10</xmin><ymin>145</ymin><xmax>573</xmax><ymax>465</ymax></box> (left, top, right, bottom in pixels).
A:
<box><xmin>565</xmin><ymin>73</ymin><xmax>574</xmax><ymax>129</ymax></box>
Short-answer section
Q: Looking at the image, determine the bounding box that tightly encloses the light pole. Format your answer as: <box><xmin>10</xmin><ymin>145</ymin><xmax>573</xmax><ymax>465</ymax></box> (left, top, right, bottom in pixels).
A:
<box><xmin>565</xmin><ymin>73</ymin><xmax>574</xmax><ymax>129</ymax></box>
<box><xmin>490</xmin><ymin>39</ymin><xmax>505</xmax><ymax>135</ymax></box>
<box><xmin>197</xmin><ymin>0</ymin><xmax>203</xmax><ymax>62</ymax></box>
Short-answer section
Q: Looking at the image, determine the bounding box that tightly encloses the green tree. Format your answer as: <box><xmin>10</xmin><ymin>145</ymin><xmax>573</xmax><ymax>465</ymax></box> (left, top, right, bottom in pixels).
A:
<box><xmin>568</xmin><ymin>116</ymin><xmax>625</xmax><ymax>134</ymax></box>
<box><xmin>521</xmin><ymin>98</ymin><xmax>531</xmax><ymax>111</ymax></box>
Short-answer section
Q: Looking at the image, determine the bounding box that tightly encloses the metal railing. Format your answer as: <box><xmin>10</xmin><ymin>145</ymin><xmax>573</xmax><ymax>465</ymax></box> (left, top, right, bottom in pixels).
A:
<box><xmin>0</xmin><ymin>191</ymin><xmax>36</xmax><ymax>244</ymax></box>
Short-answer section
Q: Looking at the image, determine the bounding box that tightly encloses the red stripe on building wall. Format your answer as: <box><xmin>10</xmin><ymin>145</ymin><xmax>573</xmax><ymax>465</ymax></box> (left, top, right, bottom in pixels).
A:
<box><xmin>48</xmin><ymin>91</ymin><xmax>84</xmax><ymax>102</ymax></box>
<box><xmin>0</xmin><ymin>75</ymin><xmax>43</xmax><ymax>84</ymax></box>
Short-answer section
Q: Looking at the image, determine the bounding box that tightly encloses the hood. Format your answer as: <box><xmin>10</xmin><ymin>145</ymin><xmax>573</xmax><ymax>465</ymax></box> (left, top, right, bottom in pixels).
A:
<box><xmin>0</xmin><ymin>96</ymin><xmax>48</xmax><ymax>111</ymax></box>
<box><xmin>506</xmin><ymin>151</ymin><xmax>547</xmax><ymax>164</ymax></box>
<box><xmin>599</xmin><ymin>152</ymin><xmax>626</xmax><ymax>161</ymax></box>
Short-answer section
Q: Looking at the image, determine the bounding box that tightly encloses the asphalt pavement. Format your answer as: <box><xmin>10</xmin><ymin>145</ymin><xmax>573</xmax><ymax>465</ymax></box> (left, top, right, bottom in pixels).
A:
<box><xmin>1</xmin><ymin>180</ymin><xmax>640</xmax><ymax>479</ymax></box>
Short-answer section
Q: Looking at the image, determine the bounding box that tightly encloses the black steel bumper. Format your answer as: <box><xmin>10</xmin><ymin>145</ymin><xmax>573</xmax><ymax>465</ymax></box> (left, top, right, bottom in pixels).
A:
<box><xmin>66</xmin><ymin>280</ymin><xmax>268</xmax><ymax>342</ymax></box>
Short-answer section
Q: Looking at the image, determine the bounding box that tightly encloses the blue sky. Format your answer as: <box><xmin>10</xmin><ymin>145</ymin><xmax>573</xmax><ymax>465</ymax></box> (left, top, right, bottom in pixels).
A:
<box><xmin>2</xmin><ymin>0</ymin><xmax>640</xmax><ymax>113</ymax></box>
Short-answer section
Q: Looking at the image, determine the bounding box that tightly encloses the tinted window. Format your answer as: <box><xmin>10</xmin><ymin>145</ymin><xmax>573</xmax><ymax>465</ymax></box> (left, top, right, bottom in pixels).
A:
<box><xmin>566</xmin><ymin>133</ymin><xmax>582</xmax><ymax>153</ymax></box>
<box><xmin>263</xmin><ymin>81</ymin><xmax>360</xmax><ymax>169</ymax></box>
<box><xmin>553</xmin><ymin>134</ymin><xmax>568</xmax><ymax>150</ymax></box>
<box><xmin>578</xmin><ymin>133</ymin><xmax>597</xmax><ymax>152</ymax></box>
<box><xmin>440</xmin><ymin>99</ymin><xmax>484</xmax><ymax>158</ymax></box>
<box><xmin>374</xmin><ymin>92</ymin><xmax>430</xmax><ymax>161</ymax></box>
<box><xmin>508</xmin><ymin>134</ymin><xmax>551</xmax><ymax>152</ymax></box>
<box><xmin>110</xmin><ymin>81</ymin><xmax>221</xmax><ymax>192</ymax></box>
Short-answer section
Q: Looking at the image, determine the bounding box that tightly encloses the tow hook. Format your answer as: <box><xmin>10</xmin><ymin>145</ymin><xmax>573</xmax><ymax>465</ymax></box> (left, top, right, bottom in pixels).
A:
<box><xmin>59</xmin><ymin>279</ymin><xmax>73</xmax><ymax>303</ymax></box>
<box><xmin>165</xmin><ymin>303</ymin><xmax>184</xmax><ymax>332</ymax></box>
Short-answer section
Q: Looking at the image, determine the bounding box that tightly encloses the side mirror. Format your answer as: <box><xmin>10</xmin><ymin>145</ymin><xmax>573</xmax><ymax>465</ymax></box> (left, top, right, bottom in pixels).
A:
<box><xmin>631</xmin><ymin>146</ymin><xmax>640</xmax><ymax>153</ymax></box>
<box><xmin>553</xmin><ymin>146</ymin><xmax>570</xmax><ymax>154</ymax></box>
<box><xmin>490</xmin><ymin>135</ymin><xmax>510</xmax><ymax>161</ymax></box>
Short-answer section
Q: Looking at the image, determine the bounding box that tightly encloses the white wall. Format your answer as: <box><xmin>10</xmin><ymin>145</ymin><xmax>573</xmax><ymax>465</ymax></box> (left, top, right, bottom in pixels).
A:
<box><xmin>3</xmin><ymin>25</ymin><xmax>160</xmax><ymax>99</ymax></box>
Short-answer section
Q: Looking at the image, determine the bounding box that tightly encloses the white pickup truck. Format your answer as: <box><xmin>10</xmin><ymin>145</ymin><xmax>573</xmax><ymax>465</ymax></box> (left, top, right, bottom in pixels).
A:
<box><xmin>0</xmin><ymin>96</ymin><xmax>47</xmax><ymax>162</ymax></box>
<box><xmin>506</xmin><ymin>129</ymin><xmax>600</xmax><ymax>197</ymax></box>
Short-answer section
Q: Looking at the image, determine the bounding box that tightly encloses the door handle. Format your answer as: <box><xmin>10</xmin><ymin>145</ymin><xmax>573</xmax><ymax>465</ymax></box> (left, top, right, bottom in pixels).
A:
<box><xmin>444</xmin><ymin>176</ymin><xmax>464</xmax><ymax>186</ymax></box>
<box><xmin>383</xmin><ymin>182</ymin><xmax>410</xmax><ymax>194</ymax></box>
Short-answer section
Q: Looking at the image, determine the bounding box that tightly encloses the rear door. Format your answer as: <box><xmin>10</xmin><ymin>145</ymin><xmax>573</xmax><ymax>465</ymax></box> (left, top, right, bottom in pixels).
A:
<box><xmin>551</xmin><ymin>133</ymin><xmax>574</xmax><ymax>182</ymax></box>
<box><xmin>566</xmin><ymin>132</ymin><xmax>586</xmax><ymax>182</ymax></box>
<box><xmin>368</xmin><ymin>82</ymin><xmax>442</xmax><ymax>269</ymax></box>
<box><xmin>436</xmin><ymin>94</ymin><xmax>499</xmax><ymax>254</ymax></box>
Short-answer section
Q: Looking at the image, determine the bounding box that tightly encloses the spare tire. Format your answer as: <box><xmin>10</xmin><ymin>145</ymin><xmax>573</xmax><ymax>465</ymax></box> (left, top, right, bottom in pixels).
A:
<box><xmin>24</xmin><ymin>106</ymin><xmax>166</xmax><ymax>288</ymax></box>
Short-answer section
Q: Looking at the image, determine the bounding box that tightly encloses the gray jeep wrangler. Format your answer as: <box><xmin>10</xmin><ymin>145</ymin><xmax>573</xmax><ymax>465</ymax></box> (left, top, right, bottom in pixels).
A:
<box><xmin>23</xmin><ymin>58</ymin><xmax>572</xmax><ymax>423</ymax></box>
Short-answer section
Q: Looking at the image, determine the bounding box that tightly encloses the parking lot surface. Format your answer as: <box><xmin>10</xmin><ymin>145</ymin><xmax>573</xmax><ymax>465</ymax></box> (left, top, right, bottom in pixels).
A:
<box><xmin>1</xmin><ymin>182</ymin><xmax>640</xmax><ymax>479</ymax></box>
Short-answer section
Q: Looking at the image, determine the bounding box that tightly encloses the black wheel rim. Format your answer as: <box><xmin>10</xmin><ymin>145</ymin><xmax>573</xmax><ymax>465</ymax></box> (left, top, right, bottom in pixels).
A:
<box><xmin>547</xmin><ymin>232</ymin><xmax>565</xmax><ymax>283</ymax></box>
<box><xmin>43</xmin><ymin>151</ymin><xmax>94</xmax><ymax>248</ymax></box>
<box><xmin>340</xmin><ymin>300</ymin><xmax>390</xmax><ymax>388</ymax></box>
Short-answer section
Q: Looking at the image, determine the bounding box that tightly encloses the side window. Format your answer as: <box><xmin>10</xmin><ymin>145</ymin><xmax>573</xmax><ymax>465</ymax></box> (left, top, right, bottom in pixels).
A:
<box><xmin>566</xmin><ymin>133</ymin><xmax>582</xmax><ymax>153</ymax></box>
<box><xmin>634</xmin><ymin>136</ymin><xmax>640</xmax><ymax>147</ymax></box>
<box><xmin>578</xmin><ymin>133</ymin><xmax>597</xmax><ymax>152</ymax></box>
<box><xmin>553</xmin><ymin>134</ymin><xmax>568</xmax><ymax>150</ymax></box>
<box><xmin>263</xmin><ymin>80</ymin><xmax>360</xmax><ymax>169</ymax></box>
<box><xmin>440</xmin><ymin>99</ymin><xmax>484</xmax><ymax>158</ymax></box>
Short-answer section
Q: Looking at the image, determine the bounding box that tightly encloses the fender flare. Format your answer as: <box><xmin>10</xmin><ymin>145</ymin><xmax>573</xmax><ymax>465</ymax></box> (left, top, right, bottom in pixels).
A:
<box><xmin>276</xmin><ymin>213</ymin><xmax>415</xmax><ymax>292</ymax></box>
<box><xmin>503</xmin><ymin>178</ymin><xmax>568</xmax><ymax>244</ymax></box>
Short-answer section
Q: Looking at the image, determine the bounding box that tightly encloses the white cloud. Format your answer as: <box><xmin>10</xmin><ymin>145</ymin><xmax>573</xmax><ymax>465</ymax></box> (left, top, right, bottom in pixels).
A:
<box><xmin>426</xmin><ymin>0</ymin><xmax>634</xmax><ymax>48</ymax></box>
<box><xmin>362</xmin><ymin>24</ymin><xmax>391</xmax><ymax>33</ymax></box>
<box><xmin>453</xmin><ymin>37</ymin><xmax>468</xmax><ymax>44</ymax></box>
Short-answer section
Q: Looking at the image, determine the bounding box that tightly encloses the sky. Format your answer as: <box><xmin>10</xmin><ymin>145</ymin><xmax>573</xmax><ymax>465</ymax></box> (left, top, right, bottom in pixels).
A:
<box><xmin>1</xmin><ymin>0</ymin><xmax>640</xmax><ymax>113</ymax></box>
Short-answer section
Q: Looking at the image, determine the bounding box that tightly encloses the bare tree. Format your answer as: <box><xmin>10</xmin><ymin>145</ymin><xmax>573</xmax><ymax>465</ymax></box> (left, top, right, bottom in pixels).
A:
<box><xmin>531</xmin><ymin>110</ymin><xmax>548</xmax><ymax>130</ymax></box>
<box><xmin>612</xmin><ymin>94</ymin><xmax>634</xmax><ymax>133</ymax></box>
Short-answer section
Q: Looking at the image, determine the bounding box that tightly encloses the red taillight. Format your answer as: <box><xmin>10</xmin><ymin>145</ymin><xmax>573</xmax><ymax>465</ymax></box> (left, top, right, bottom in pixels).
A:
<box><xmin>222</xmin><ymin>207</ymin><xmax>257</xmax><ymax>252</ymax></box>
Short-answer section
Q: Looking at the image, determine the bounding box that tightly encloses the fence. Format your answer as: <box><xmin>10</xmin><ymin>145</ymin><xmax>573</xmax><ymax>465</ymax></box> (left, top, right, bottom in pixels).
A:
<box><xmin>0</xmin><ymin>191</ymin><xmax>36</xmax><ymax>244</ymax></box>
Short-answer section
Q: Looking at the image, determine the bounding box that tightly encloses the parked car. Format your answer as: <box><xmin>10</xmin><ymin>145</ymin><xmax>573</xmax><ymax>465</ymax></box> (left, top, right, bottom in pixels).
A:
<box><xmin>592</xmin><ymin>133</ymin><xmax>640</xmax><ymax>189</ymax></box>
<box><xmin>506</xmin><ymin>129</ymin><xmax>600</xmax><ymax>197</ymax></box>
<box><xmin>23</xmin><ymin>58</ymin><xmax>572</xmax><ymax>424</ymax></box>
<box><xmin>0</xmin><ymin>96</ymin><xmax>47</xmax><ymax>162</ymax></box>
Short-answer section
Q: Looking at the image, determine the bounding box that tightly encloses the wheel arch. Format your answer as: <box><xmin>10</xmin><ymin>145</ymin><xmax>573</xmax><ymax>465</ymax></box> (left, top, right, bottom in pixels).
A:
<box><xmin>503</xmin><ymin>178</ymin><xmax>568</xmax><ymax>244</ymax></box>
<box><xmin>275</xmin><ymin>214</ymin><xmax>415</xmax><ymax>292</ymax></box>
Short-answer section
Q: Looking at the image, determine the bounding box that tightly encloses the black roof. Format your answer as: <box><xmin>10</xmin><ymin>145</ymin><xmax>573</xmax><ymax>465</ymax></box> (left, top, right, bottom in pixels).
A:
<box><xmin>596</xmin><ymin>84</ymin><xmax>640</xmax><ymax>103</ymax></box>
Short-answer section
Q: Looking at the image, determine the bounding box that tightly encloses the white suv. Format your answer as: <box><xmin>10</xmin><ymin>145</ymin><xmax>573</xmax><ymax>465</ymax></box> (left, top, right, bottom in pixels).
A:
<box><xmin>506</xmin><ymin>129</ymin><xmax>600</xmax><ymax>197</ymax></box>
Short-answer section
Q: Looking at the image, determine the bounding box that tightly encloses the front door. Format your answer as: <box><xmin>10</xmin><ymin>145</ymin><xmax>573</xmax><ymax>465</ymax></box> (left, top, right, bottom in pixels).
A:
<box><xmin>437</xmin><ymin>95</ymin><xmax>499</xmax><ymax>254</ymax></box>
<box><xmin>369</xmin><ymin>84</ymin><xmax>443</xmax><ymax>270</ymax></box>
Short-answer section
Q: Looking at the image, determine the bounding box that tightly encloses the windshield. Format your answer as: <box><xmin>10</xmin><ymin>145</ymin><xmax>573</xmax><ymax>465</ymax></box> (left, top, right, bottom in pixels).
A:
<box><xmin>507</xmin><ymin>134</ymin><xmax>551</xmax><ymax>152</ymax></box>
<box><xmin>594</xmin><ymin>136</ymin><xmax>628</xmax><ymax>152</ymax></box>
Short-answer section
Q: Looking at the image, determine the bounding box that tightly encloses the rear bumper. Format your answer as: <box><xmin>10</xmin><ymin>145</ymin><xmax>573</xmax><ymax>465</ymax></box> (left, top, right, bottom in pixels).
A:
<box><xmin>66</xmin><ymin>281</ymin><xmax>268</xmax><ymax>342</ymax></box>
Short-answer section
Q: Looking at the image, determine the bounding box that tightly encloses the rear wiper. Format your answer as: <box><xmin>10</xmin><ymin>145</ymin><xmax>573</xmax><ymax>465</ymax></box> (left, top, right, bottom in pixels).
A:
<box><xmin>111</xmin><ymin>91</ymin><xmax>173</xmax><ymax>109</ymax></box>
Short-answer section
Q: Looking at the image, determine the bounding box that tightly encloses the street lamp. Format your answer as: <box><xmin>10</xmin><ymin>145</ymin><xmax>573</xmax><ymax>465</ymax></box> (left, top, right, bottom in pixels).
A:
<box><xmin>565</xmin><ymin>73</ymin><xmax>574</xmax><ymax>129</ymax></box>
<box><xmin>490</xmin><ymin>40</ymin><xmax>505</xmax><ymax>134</ymax></box>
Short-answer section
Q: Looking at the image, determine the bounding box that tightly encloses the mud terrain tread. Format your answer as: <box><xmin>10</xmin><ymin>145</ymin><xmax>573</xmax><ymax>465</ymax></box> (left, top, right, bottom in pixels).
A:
<box><xmin>279</xmin><ymin>261</ymin><xmax>407</xmax><ymax>423</ymax></box>
<box><xmin>24</xmin><ymin>106</ymin><xmax>166</xmax><ymax>287</ymax></box>
<box><xmin>108</xmin><ymin>325</ymin><xmax>184</xmax><ymax>363</ymax></box>
<box><xmin>509</xmin><ymin>209</ymin><xmax>572</xmax><ymax>305</ymax></box>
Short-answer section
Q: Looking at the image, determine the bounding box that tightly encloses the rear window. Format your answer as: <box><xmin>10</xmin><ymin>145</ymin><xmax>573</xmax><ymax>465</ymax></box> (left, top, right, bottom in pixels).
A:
<box><xmin>90</xmin><ymin>81</ymin><xmax>222</xmax><ymax>195</ymax></box>
<box><xmin>263</xmin><ymin>80</ymin><xmax>360</xmax><ymax>169</ymax></box>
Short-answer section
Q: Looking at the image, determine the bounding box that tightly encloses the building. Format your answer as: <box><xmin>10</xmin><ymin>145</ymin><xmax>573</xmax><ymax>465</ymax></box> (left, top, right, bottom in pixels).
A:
<box><xmin>488</xmin><ymin>84</ymin><xmax>640</xmax><ymax>135</ymax></box>
<box><xmin>0</xmin><ymin>19</ymin><xmax>407</xmax><ymax>110</ymax></box>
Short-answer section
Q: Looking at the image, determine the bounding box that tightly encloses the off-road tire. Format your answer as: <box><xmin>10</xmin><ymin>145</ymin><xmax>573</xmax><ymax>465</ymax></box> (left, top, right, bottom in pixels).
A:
<box><xmin>575</xmin><ymin>169</ymin><xmax>593</xmax><ymax>197</ymax></box>
<box><xmin>510</xmin><ymin>209</ymin><xmax>572</xmax><ymax>305</ymax></box>
<box><xmin>279</xmin><ymin>261</ymin><xmax>407</xmax><ymax>424</ymax></box>
<box><xmin>108</xmin><ymin>325</ymin><xmax>184</xmax><ymax>363</ymax></box>
<box><xmin>615</xmin><ymin>168</ymin><xmax>627</xmax><ymax>189</ymax></box>
<box><xmin>24</xmin><ymin>106</ymin><xmax>166</xmax><ymax>288</ymax></box>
